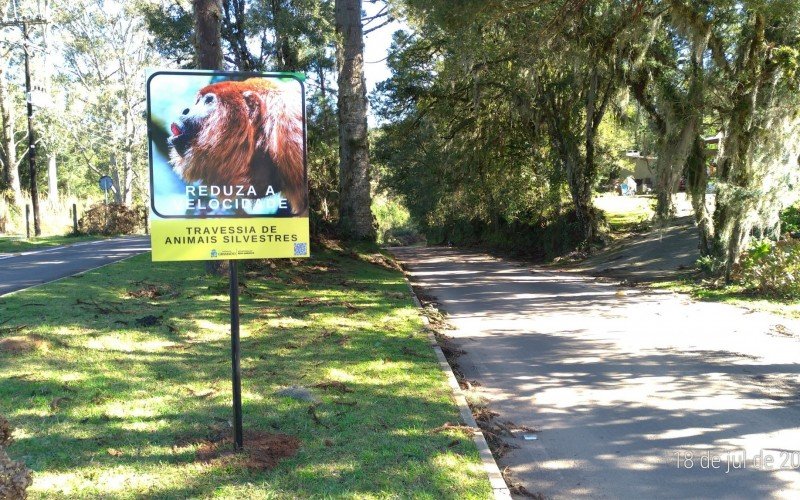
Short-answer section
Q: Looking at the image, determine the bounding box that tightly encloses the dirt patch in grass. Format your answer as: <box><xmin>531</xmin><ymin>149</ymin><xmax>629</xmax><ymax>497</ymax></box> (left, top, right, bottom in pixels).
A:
<box><xmin>432</xmin><ymin>422</ymin><xmax>476</xmax><ymax>436</ymax></box>
<box><xmin>349</xmin><ymin>250</ymin><xmax>403</xmax><ymax>272</ymax></box>
<box><xmin>126</xmin><ymin>283</ymin><xmax>177</xmax><ymax>300</ymax></box>
<box><xmin>134</xmin><ymin>315</ymin><xmax>163</xmax><ymax>327</ymax></box>
<box><xmin>312</xmin><ymin>381</ymin><xmax>353</xmax><ymax>393</ymax></box>
<box><xmin>0</xmin><ymin>335</ymin><xmax>45</xmax><ymax>353</ymax></box>
<box><xmin>0</xmin><ymin>417</ymin><xmax>12</xmax><ymax>446</ymax></box>
<box><xmin>196</xmin><ymin>431</ymin><xmax>300</xmax><ymax>471</ymax></box>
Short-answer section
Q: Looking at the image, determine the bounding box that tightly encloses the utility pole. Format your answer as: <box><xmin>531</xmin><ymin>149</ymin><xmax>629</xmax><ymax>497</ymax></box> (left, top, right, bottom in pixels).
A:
<box><xmin>1</xmin><ymin>17</ymin><xmax>47</xmax><ymax>236</ymax></box>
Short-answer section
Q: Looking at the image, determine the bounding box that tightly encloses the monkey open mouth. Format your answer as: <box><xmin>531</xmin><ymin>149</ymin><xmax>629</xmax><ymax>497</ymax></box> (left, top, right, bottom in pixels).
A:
<box><xmin>167</xmin><ymin>121</ymin><xmax>194</xmax><ymax>157</ymax></box>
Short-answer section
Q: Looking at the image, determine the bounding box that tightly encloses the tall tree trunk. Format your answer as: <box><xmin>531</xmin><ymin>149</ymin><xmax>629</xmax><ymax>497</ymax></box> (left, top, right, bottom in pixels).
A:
<box><xmin>110</xmin><ymin>153</ymin><xmax>123</xmax><ymax>204</ymax></box>
<box><xmin>335</xmin><ymin>0</ymin><xmax>375</xmax><ymax>240</ymax></box>
<box><xmin>654</xmin><ymin>120</ymin><xmax>697</xmax><ymax>219</ymax></box>
<box><xmin>0</xmin><ymin>71</ymin><xmax>21</xmax><ymax>205</ymax></box>
<box><xmin>193</xmin><ymin>0</ymin><xmax>226</xmax><ymax>274</ymax></box>
<box><xmin>654</xmin><ymin>35</ymin><xmax>706</xmax><ymax>221</ymax></box>
<box><xmin>270</xmin><ymin>0</ymin><xmax>298</xmax><ymax>71</ymax></box>
<box><xmin>545</xmin><ymin>88</ymin><xmax>598</xmax><ymax>246</ymax></box>
<box><xmin>120</xmin><ymin>108</ymin><xmax>133</xmax><ymax>206</ymax></box>
<box><xmin>686</xmin><ymin>136</ymin><xmax>712</xmax><ymax>255</ymax></box>
<box><xmin>124</xmin><ymin>149</ymin><xmax>133</xmax><ymax>206</ymax></box>
<box><xmin>712</xmin><ymin>92</ymin><xmax>758</xmax><ymax>281</ymax></box>
<box><xmin>710</xmin><ymin>13</ymin><xmax>769</xmax><ymax>281</ymax></box>
<box><xmin>193</xmin><ymin>0</ymin><xmax>223</xmax><ymax>70</ymax></box>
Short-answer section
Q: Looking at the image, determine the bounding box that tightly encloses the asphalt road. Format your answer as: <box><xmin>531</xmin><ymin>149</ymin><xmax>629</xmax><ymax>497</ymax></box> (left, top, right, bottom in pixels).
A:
<box><xmin>0</xmin><ymin>236</ymin><xmax>151</xmax><ymax>296</ymax></box>
<box><xmin>573</xmin><ymin>216</ymin><xmax>699</xmax><ymax>282</ymax></box>
<box><xmin>393</xmin><ymin>246</ymin><xmax>800</xmax><ymax>499</ymax></box>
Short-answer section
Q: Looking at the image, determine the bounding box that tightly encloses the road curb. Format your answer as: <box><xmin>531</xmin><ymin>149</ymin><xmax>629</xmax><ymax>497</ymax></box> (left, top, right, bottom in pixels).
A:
<box><xmin>402</xmin><ymin>279</ymin><xmax>512</xmax><ymax>499</ymax></box>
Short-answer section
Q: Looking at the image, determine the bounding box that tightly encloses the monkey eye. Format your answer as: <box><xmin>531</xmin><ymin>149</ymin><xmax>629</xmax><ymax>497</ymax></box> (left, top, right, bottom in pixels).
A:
<box><xmin>203</xmin><ymin>94</ymin><xmax>215</xmax><ymax>105</ymax></box>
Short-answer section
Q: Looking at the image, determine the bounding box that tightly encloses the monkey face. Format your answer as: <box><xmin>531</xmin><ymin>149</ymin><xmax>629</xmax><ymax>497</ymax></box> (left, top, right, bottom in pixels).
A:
<box><xmin>166</xmin><ymin>78</ymin><xmax>307</xmax><ymax>215</ymax></box>
<box><xmin>168</xmin><ymin>92</ymin><xmax>219</xmax><ymax>157</ymax></box>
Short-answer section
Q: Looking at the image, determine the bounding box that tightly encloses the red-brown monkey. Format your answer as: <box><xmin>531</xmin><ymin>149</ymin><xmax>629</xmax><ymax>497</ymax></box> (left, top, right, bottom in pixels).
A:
<box><xmin>168</xmin><ymin>78</ymin><xmax>307</xmax><ymax>215</ymax></box>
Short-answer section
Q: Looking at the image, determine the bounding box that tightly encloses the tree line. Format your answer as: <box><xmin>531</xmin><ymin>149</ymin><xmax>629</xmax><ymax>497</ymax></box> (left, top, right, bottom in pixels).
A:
<box><xmin>1</xmin><ymin>0</ymin><xmax>378</xmax><ymax>240</ymax></box>
<box><xmin>375</xmin><ymin>0</ymin><xmax>800</xmax><ymax>279</ymax></box>
<box><xmin>1</xmin><ymin>0</ymin><xmax>798</xmax><ymax>279</ymax></box>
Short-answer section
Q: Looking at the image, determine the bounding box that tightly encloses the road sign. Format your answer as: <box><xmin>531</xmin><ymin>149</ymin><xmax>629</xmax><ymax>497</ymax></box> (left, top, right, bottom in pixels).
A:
<box><xmin>146</xmin><ymin>69</ymin><xmax>311</xmax><ymax>451</ymax></box>
<box><xmin>146</xmin><ymin>70</ymin><xmax>310</xmax><ymax>262</ymax></box>
<box><xmin>99</xmin><ymin>176</ymin><xmax>113</xmax><ymax>192</ymax></box>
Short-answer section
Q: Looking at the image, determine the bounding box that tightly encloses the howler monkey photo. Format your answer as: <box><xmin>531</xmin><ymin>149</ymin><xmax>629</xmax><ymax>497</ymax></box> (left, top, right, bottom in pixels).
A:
<box><xmin>148</xmin><ymin>73</ymin><xmax>307</xmax><ymax>218</ymax></box>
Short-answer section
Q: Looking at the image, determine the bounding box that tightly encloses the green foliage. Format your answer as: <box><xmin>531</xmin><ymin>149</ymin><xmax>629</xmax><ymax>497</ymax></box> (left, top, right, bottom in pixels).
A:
<box><xmin>307</xmin><ymin>89</ymin><xmax>339</xmax><ymax>233</ymax></box>
<box><xmin>780</xmin><ymin>203</ymin><xmax>800</xmax><ymax>235</ymax></box>
<box><xmin>372</xmin><ymin>194</ymin><xmax>424</xmax><ymax>246</ymax></box>
<box><xmin>738</xmin><ymin>239</ymin><xmax>800</xmax><ymax>298</ymax></box>
<box><xmin>137</xmin><ymin>0</ymin><xmax>195</xmax><ymax>67</ymax></box>
<box><xmin>78</xmin><ymin>203</ymin><xmax>142</xmax><ymax>236</ymax></box>
<box><xmin>697</xmin><ymin>255</ymin><xmax>726</xmax><ymax>278</ymax></box>
<box><xmin>374</xmin><ymin>0</ymin><xmax>664</xmax><ymax>255</ymax></box>
<box><xmin>139</xmin><ymin>0</ymin><xmax>335</xmax><ymax>73</ymax></box>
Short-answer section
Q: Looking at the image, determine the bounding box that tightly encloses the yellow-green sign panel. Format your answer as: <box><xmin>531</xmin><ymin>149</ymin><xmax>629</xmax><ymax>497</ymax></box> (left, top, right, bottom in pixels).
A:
<box><xmin>146</xmin><ymin>70</ymin><xmax>310</xmax><ymax>261</ymax></box>
<box><xmin>150</xmin><ymin>218</ymin><xmax>309</xmax><ymax>261</ymax></box>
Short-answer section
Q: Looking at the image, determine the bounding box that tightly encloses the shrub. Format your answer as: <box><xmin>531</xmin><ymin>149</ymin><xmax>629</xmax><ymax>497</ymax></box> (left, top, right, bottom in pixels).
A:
<box><xmin>78</xmin><ymin>203</ymin><xmax>141</xmax><ymax>236</ymax></box>
<box><xmin>738</xmin><ymin>239</ymin><xmax>800</xmax><ymax>298</ymax></box>
<box><xmin>781</xmin><ymin>203</ymin><xmax>800</xmax><ymax>236</ymax></box>
<box><xmin>697</xmin><ymin>255</ymin><xmax>725</xmax><ymax>277</ymax></box>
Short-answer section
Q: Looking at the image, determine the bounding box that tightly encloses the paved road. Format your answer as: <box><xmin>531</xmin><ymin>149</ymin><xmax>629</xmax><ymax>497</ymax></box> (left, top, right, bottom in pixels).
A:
<box><xmin>0</xmin><ymin>236</ymin><xmax>151</xmax><ymax>296</ymax></box>
<box><xmin>572</xmin><ymin>216</ymin><xmax>699</xmax><ymax>282</ymax></box>
<box><xmin>393</xmin><ymin>246</ymin><xmax>800</xmax><ymax>499</ymax></box>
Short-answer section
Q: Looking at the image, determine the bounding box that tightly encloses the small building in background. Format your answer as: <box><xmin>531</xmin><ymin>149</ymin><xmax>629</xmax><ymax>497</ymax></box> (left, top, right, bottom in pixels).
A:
<box><xmin>619</xmin><ymin>134</ymin><xmax>721</xmax><ymax>194</ymax></box>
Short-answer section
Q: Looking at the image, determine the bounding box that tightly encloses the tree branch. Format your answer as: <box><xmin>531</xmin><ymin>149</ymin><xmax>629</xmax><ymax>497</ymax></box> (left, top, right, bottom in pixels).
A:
<box><xmin>362</xmin><ymin>6</ymin><xmax>388</xmax><ymax>25</ymax></box>
<box><xmin>364</xmin><ymin>18</ymin><xmax>394</xmax><ymax>35</ymax></box>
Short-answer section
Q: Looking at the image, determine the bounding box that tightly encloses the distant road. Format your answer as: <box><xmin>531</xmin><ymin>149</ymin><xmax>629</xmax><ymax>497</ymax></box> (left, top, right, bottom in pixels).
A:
<box><xmin>0</xmin><ymin>236</ymin><xmax>151</xmax><ymax>296</ymax></box>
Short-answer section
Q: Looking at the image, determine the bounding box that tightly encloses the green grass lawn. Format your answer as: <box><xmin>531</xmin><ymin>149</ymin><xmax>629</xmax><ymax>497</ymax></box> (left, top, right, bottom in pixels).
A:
<box><xmin>652</xmin><ymin>280</ymin><xmax>800</xmax><ymax>319</ymax></box>
<box><xmin>0</xmin><ymin>234</ymin><xmax>105</xmax><ymax>254</ymax></box>
<box><xmin>594</xmin><ymin>194</ymin><xmax>655</xmax><ymax>233</ymax></box>
<box><xmin>0</xmin><ymin>247</ymin><xmax>491</xmax><ymax>499</ymax></box>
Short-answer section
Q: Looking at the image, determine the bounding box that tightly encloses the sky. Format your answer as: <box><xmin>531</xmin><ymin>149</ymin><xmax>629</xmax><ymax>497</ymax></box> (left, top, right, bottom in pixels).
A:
<box><xmin>361</xmin><ymin>2</ymin><xmax>407</xmax><ymax>126</ymax></box>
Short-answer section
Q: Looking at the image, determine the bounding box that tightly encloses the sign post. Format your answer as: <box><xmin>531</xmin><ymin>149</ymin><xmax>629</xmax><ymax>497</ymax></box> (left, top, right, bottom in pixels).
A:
<box><xmin>146</xmin><ymin>70</ymin><xmax>309</xmax><ymax>450</ymax></box>
<box><xmin>229</xmin><ymin>260</ymin><xmax>243</xmax><ymax>448</ymax></box>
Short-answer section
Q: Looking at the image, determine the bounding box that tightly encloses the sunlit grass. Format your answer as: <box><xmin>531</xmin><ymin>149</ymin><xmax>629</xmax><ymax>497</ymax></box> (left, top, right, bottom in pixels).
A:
<box><xmin>594</xmin><ymin>194</ymin><xmax>655</xmax><ymax>233</ymax></box>
<box><xmin>651</xmin><ymin>280</ymin><xmax>800</xmax><ymax>319</ymax></box>
<box><xmin>0</xmin><ymin>246</ymin><xmax>491</xmax><ymax>499</ymax></box>
<box><xmin>0</xmin><ymin>234</ymin><xmax>105</xmax><ymax>253</ymax></box>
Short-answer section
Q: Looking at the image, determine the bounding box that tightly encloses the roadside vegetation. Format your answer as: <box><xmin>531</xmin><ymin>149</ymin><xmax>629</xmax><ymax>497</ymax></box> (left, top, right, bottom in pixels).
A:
<box><xmin>651</xmin><ymin>203</ymin><xmax>800</xmax><ymax>316</ymax></box>
<box><xmin>375</xmin><ymin>0</ymin><xmax>799</xmax><ymax>280</ymax></box>
<box><xmin>0</xmin><ymin>246</ymin><xmax>490</xmax><ymax>498</ymax></box>
<box><xmin>0</xmin><ymin>234</ymin><xmax>104</xmax><ymax>254</ymax></box>
<box><xmin>652</xmin><ymin>280</ymin><xmax>800</xmax><ymax>320</ymax></box>
<box><xmin>594</xmin><ymin>194</ymin><xmax>655</xmax><ymax>235</ymax></box>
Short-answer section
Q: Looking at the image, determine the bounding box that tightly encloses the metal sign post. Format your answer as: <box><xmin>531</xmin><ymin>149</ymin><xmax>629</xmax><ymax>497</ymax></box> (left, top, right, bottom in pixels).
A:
<box><xmin>229</xmin><ymin>260</ymin><xmax>243</xmax><ymax>449</ymax></box>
